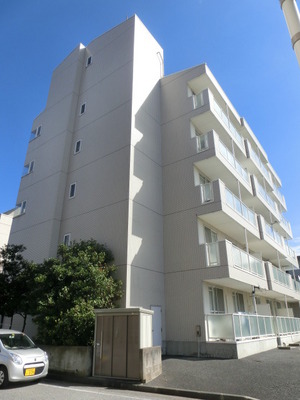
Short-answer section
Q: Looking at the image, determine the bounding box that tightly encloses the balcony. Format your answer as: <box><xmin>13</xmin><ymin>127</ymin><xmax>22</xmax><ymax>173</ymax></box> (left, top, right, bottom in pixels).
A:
<box><xmin>198</xmin><ymin>180</ymin><xmax>260</xmax><ymax>246</ymax></box>
<box><xmin>274</xmin><ymin>215</ymin><xmax>293</xmax><ymax>239</ymax></box>
<box><xmin>206</xmin><ymin>313</ymin><xmax>300</xmax><ymax>342</ymax></box>
<box><xmin>192</xmin><ymin>89</ymin><xmax>246</xmax><ymax>157</ymax></box>
<box><xmin>200</xmin><ymin>240</ymin><xmax>268</xmax><ymax>292</ymax></box>
<box><xmin>256</xmin><ymin>215</ymin><xmax>298</xmax><ymax>267</ymax></box>
<box><xmin>265</xmin><ymin>262</ymin><xmax>300</xmax><ymax>301</ymax></box>
<box><xmin>244</xmin><ymin>140</ymin><xmax>272</xmax><ymax>189</ymax></box>
<box><xmin>193</xmin><ymin>130</ymin><xmax>252</xmax><ymax>196</ymax></box>
<box><xmin>248</xmin><ymin>175</ymin><xmax>282</xmax><ymax>223</ymax></box>
<box><xmin>272</xmin><ymin>184</ymin><xmax>287</xmax><ymax>211</ymax></box>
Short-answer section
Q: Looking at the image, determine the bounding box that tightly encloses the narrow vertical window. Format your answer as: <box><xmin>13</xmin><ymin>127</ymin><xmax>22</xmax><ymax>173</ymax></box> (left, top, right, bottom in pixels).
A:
<box><xmin>23</xmin><ymin>161</ymin><xmax>35</xmax><ymax>176</ymax></box>
<box><xmin>86</xmin><ymin>56</ymin><xmax>92</xmax><ymax>67</ymax></box>
<box><xmin>74</xmin><ymin>140</ymin><xmax>82</xmax><ymax>154</ymax></box>
<box><xmin>63</xmin><ymin>234</ymin><xmax>71</xmax><ymax>246</ymax></box>
<box><xmin>17</xmin><ymin>200</ymin><xmax>27</xmax><ymax>215</ymax></box>
<box><xmin>69</xmin><ymin>183</ymin><xmax>76</xmax><ymax>198</ymax></box>
<box><xmin>80</xmin><ymin>103</ymin><xmax>86</xmax><ymax>115</ymax></box>
<box><xmin>30</xmin><ymin>125</ymin><xmax>42</xmax><ymax>141</ymax></box>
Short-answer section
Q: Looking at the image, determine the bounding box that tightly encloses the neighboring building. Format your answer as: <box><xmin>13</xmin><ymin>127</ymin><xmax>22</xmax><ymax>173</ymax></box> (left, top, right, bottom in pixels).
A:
<box><xmin>9</xmin><ymin>15</ymin><xmax>300</xmax><ymax>358</ymax></box>
<box><xmin>0</xmin><ymin>209</ymin><xmax>15</xmax><ymax>259</ymax></box>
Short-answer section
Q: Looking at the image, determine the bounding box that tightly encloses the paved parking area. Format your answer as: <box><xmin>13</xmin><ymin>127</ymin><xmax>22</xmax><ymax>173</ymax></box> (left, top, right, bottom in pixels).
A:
<box><xmin>145</xmin><ymin>348</ymin><xmax>300</xmax><ymax>400</ymax></box>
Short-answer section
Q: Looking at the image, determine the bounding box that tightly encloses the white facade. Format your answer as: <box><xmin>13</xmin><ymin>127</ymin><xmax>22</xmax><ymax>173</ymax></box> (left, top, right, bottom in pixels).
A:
<box><xmin>9</xmin><ymin>15</ymin><xmax>300</xmax><ymax>358</ymax></box>
<box><xmin>0</xmin><ymin>210</ymin><xmax>15</xmax><ymax>252</ymax></box>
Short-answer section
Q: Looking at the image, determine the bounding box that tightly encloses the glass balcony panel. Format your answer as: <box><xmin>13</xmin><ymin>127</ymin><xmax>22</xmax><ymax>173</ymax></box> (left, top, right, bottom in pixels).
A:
<box><xmin>249</xmin><ymin>316</ymin><xmax>259</xmax><ymax>336</ymax></box>
<box><xmin>233</xmin><ymin>314</ymin><xmax>242</xmax><ymax>339</ymax></box>
<box><xmin>207</xmin><ymin>314</ymin><xmax>234</xmax><ymax>340</ymax></box>
<box><xmin>234</xmin><ymin>197</ymin><xmax>242</xmax><ymax>214</ymax></box>
<box><xmin>240</xmin><ymin>315</ymin><xmax>251</xmax><ymax>337</ymax></box>
<box><xmin>265</xmin><ymin>318</ymin><xmax>273</xmax><ymax>335</ymax></box>
<box><xmin>225</xmin><ymin>188</ymin><xmax>257</xmax><ymax>227</ymax></box>
<box><xmin>218</xmin><ymin>140</ymin><xmax>249</xmax><ymax>184</ymax></box>
<box><xmin>241</xmin><ymin>252</ymin><xmax>249</xmax><ymax>270</ymax></box>
<box><xmin>258</xmin><ymin>316</ymin><xmax>266</xmax><ymax>335</ymax></box>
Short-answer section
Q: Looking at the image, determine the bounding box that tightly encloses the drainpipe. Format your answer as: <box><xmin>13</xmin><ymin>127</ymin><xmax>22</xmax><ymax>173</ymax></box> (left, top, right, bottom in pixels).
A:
<box><xmin>252</xmin><ymin>286</ymin><xmax>259</xmax><ymax>314</ymax></box>
<box><xmin>280</xmin><ymin>0</ymin><xmax>300</xmax><ymax>67</ymax></box>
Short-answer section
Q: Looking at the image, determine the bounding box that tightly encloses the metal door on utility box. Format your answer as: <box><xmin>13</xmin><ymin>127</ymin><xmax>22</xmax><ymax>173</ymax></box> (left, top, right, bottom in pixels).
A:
<box><xmin>94</xmin><ymin>314</ymin><xmax>140</xmax><ymax>379</ymax></box>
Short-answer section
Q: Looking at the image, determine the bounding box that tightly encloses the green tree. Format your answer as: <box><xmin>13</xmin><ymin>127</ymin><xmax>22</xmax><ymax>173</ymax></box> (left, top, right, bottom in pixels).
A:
<box><xmin>0</xmin><ymin>244</ymin><xmax>33</xmax><ymax>331</ymax></box>
<box><xmin>32</xmin><ymin>239</ymin><xmax>122</xmax><ymax>345</ymax></box>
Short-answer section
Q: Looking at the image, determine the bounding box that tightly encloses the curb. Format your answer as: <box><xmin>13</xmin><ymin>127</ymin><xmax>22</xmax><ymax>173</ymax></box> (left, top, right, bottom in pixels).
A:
<box><xmin>46</xmin><ymin>373</ymin><xmax>260</xmax><ymax>400</ymax></box>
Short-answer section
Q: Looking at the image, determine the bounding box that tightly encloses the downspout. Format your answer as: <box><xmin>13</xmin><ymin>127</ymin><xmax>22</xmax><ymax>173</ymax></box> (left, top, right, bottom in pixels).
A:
<box><xmin>280</xmin><ymin>0</ymin><xmax>300</xmax><ymax>66</ymax></box>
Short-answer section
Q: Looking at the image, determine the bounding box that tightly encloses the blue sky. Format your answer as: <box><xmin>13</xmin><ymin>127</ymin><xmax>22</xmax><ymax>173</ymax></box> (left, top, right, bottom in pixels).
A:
<box><xmin>1</xmin><ymin>0</ymin><xmax>300</xmax><ymax>254</ymax></box>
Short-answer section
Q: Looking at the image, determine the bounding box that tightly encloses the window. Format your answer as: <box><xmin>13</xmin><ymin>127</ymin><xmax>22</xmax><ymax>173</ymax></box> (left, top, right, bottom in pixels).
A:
<box><xmin>63</xmin><ymin>234</ymin><xmax>71</xmax><ymax>246</ymax></box>
<box><xmin>232</xmin><ymin>292</ymin><xmax>245</xmax><ymax>313</ymax></box>
<box><xmin>80</xmin><ymin>103</ymin><xmax>86</xmax><ymax>115</ymax></box>
<box><xmin>30</xmin><ymin>125</ymin><xmax>41</xmax><ymax>141</ymax></box>
<box><xmin>200</xmin><ymin>175</ymin><xmax>213</xmax><ymax>203</ymax></box>
<box><xmin>22</xmin><ymin>161</ymin><xmax>35</xmax><ymax>176</ymax></box>
<box><xmin>205</xmin><ymin>227</ymin><xmax>219</xmax><ymax>266</ymax></box>
<box><xmin>209</xmin><ymin>287</ymin><xmax>225</xmax><ymax>314</ymax></box>
<box><xmin>86</xmin><ymin>56</ymin><xmax>92</xmax><ymax>67</ymax></box>
<box><xmin>74</xmin><ymin>140</ymin><xmax>82</xmax><ymax>154</ymax></box>
<box><xmin>69</xmin><ymin>183</ymin><xmax>76</xmax><ymax>198</ymax></box>
<box><xmin>205</xmin><ymin>227</ymin><xmax>217</xmax><ymax>244</ymax></box>
<box><xmin>16</xmin><ymin>201</ymin><xmax>27</xmax><ymax>215</ymax></box>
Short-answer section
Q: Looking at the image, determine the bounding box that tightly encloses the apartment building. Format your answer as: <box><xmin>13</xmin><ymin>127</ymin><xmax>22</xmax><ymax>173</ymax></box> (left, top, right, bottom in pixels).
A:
<box><xmin>9</xmin><ymin>15</ymin><xmax>300</xmax><ymax>358</ymax></box>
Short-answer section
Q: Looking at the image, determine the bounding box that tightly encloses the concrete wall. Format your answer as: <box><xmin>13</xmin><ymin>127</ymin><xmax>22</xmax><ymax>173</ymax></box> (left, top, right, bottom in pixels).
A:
<box><xmin>42</xmin><ymin>345</ymin><xmax>93</xmax><ymax>377</ymax></box>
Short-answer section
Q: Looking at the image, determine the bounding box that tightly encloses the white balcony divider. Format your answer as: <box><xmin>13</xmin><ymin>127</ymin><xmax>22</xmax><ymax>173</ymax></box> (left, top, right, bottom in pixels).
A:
<box><xmin>212</xmin><ymin>98</ymin><xmax>244</xmax><ymax>147</ymax></box>
<box><xmin>232</xmin><ymin>245</ymin><xmax>264</xmax><ymax>277</ymax></box>
<box><xmin>272</xmin><ymin>265</ymin><xmax>291</xmax><ymax>288</ymax></box>
<box><xmin>218</xmin><ymin>140</ymin><xmax>249</xmax><ymax>184</ymax></box>
<box><xmin>225</xmin><ymin>187</ymin><xmax>257</xmax><ymax>227</ymax></box>
<box><xmin>206</xmin><ymin>313</ymin><xmax>300</xmax><ymax>342</ymax></box>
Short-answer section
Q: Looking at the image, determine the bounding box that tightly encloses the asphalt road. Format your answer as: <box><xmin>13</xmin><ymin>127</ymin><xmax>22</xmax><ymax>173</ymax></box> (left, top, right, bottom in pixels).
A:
<box><xmin>0</xmin><ymin>380</ymin><xmax>196</xmax><ymax>400</ymax></box>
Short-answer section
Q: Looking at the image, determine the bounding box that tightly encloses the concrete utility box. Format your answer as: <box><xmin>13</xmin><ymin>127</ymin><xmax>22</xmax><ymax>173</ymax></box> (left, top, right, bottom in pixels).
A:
<box><xmin>93</xmin><ymin>308</ymin><xmax>161</xmax><ymax>382</ymax></box>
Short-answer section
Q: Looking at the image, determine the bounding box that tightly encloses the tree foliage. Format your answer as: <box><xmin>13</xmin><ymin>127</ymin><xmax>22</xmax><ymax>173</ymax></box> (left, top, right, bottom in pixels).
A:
<box><xmin>0</xmin><ymin>240</ymin><xmax>123</xmax><ymax>345</ymax></box>
<box><xmin>0</xmin><ymin>244</ymin><xmax>34</xmax><ymax>331</ymax></box>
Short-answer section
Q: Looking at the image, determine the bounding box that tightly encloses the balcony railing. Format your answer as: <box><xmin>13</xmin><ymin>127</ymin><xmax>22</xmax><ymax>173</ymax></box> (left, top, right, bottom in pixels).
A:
<box><xmin>218</xmin><ymin>140</ymin><xmax>249</xmax><ymax>184</ymax></box>
<box><xmin>225</xmin><ymin>187</ymin><xmax>257</xmax><ymax>227</ymax></box>
<box><xmin>280</xmin><ymin>215</ymin><xmax>292</xmax><ymax>235</ymax></box>
<box><xmin>256</xmin><ymin>179</ymin><xmax>279</xmax><ymax>217</ymax></box>
<box><xmin>249</xmin><ymin>146</ymin><xmax>271</xmax><ymax>183</ymax></box>
<box><xmin>265</xmin><ymin>221</ymin><xmax>284</xmax><ymax>247</ymax></box>
<box><xmin>205</xmin><ymin>241</ymin><xmax>265</xmax><ymax>278</ymax></box>
<box><xmin>272</xmin><ymin>265</ymin><xmax>291</xmax><ymax>288</ymax></box>
<box><xmin>206</xmin><ymin>313</ymin><xmax>300</xmax><ymax>342</ymax></box>
<box><xmin>232</xmin><ymin>245</ymin><xmax>264</xmax><ymax>277</ymax></box>
<box><xmin>212</xmin><ymin>98</ymin><xmax>244</xmax><ymax>147</ymax></box>
<box><xmin>273</xmin><ymin>185</ymin><xmax>285</xmax><ymax>206</ymax></box>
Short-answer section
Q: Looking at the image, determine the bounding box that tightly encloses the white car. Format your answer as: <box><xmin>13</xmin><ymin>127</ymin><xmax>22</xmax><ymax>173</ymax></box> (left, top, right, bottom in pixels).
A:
<box><xmin>0</xmin><ymin>329</ymin><xmax>49</xmax><ymax>388</ymax></box>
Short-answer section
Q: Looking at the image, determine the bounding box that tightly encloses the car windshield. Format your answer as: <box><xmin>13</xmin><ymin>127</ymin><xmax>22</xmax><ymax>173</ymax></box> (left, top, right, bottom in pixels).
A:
<box><xmin>0</xmin><ymin>333</ymin><xmax>37</xmax><ymax>350</ymax></box>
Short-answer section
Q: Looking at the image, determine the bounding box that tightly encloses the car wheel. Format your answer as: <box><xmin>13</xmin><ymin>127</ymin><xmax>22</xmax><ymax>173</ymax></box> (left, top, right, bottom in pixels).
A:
<box><xmin>0</xmin><ymin>366</ymin><xmax>8</xmax><ymax>388</ymax></box>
